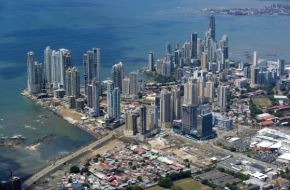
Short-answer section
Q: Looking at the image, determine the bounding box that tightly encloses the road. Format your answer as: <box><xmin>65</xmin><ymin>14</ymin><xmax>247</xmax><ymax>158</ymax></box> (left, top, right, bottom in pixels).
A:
<box><xmin>22</xmin><ymin>134</ymin><xmax>114</xmax><ymax>190</ymax></box>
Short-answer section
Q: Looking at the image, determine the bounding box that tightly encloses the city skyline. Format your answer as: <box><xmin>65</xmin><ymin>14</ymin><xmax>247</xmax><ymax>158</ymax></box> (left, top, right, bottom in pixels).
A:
<box><xmin>2</xmin><ymin>1</ymin><xmax>290</xmax><ymax>189</ymax></box>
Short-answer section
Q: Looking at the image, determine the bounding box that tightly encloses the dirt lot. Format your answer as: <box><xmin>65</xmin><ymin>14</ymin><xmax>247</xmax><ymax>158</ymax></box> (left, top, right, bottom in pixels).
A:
<box><xmin>252</xmin><ymin>96</ymin><xmax>272</xmax><ymax>108</ymax></box>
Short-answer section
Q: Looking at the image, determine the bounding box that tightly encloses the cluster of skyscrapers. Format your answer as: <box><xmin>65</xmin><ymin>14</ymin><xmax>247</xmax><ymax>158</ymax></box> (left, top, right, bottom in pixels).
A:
<box><xmin>249</xmin><ymin>51</ymin><xmax>285</xmax><ymax>87</ymax></box>
<box><xmin>152</xmin><ymin>15</ymin><xmax>229</xmax><ymax>77</ymax></box>
<box><xmin>142</xmin><ymin>15</ymin><xmax>232</xmax><ymax>138</ymax></box>
<box><xmin>27</xmin><ymin>47</ymin><xmax>122</xmax><ymax>120</ymax></box>
<box><xmin>26</xmin><ymin>15</ymin><xmax>246</xmax><ymax>140</ymax></box>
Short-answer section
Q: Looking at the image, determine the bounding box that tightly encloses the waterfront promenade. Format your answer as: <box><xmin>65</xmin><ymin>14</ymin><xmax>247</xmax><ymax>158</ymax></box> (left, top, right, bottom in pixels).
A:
<box><xmin>22</xmin><ymin>134</ymin><xmax>114</xmax><ymax>190</ymax></box>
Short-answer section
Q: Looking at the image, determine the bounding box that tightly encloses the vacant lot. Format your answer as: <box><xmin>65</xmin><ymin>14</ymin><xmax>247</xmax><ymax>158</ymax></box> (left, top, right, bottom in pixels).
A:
<box><xmin>252</xmin><ymin>96</ymin><xmax>272</xmax><ymax>108</ymax></box>
<box><xmin>147</xmin><ymin>178</ymin><xmax>211</xmax><ymax>190</ymax></box>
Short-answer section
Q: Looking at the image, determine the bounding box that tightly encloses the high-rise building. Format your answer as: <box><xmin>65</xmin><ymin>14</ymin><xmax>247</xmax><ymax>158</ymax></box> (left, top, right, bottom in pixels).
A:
<box><xmin>92</xmin><ymin>80</ymin><xmax>100</xmax><ymax>116</ymax></box>
<box><xmin>220</xmin><ymin>35</ymin><xmax>229</xmax><ymax>60</ymax></box>
<box><xmin>166</xmin><ymin>42</ymin><xmax>172</xmax><ymax>55</ymax></box>
<box><xmin>205</xmin><ymin>81</ymin><xmax>214</xmax><ymax>102</ymax></box>
<box><xmin>191</xmin><ymin>32</ymin><xmax>198</xmax><ymax>59</ymax></box>
<box><xmin>154</xmin><ymin>96</ymin><xmax>160</xmax><ymax>126</ymax></box>
<box><xmin>218</xmin><ymin>85</ymin><xmax>228</xmax><ymax>112</ymax></box>
<box><xmin>122</xmin><ymin>77</ymin><xmax>130</xmax><ymax>96</ymax></box>
<box><xmin>201</xmin><ymin>51</ymin><xmax>208</xmax><ymax>71</ymax></box>
<box><xmin>197</xmin><ymin>112</ymin><xmax>213</xmax><ymax>138</ymax></box>
<box><xmin>160</xmin><ymin>60</ymin><xmax>172</xmax><ymax>77</ymax></box>
<box><xmin>111</xmin><ymin>87</ymin><xmax>121</xmax><ymax>120</ymax></box>
<box><xmin>278</xmin><ymin>59</ymin><xmax>285</xmax><ymax>77</ymax></box>
<box><xmin>209</xmin><ymin>15</ymin><xmax>216</xmax><ymax>40</ymax></box>
<box><xmin>124</xmin><ymin>110</ymin><xmax>138</xmax><ymax>136</ymax></box>
<box><xmin>160</xmin><ymin>89</ymin><xmax>172</xmax><ymax>128</ymax></box>
<box><xmin>253</xmin><ymin>51</ymin><xmax>258</xmax><ymax>66</ymax></box>
<box><xmin>129</xmin><ymin>72</ymin><xmax>138</xmax><ymax>95</ymax></box>
<box><xmin>148</xmin><ymin>52</ymin><xmax>155</xmax><ymax>71</ymax></box>
<box><xmin>251</xmin><ymin>65</ymin><xmax>259</xmax><ymax>86</ymax></box>
<box><xmin>44</xmin><ymin>46</ymin><xmax>52</xmax><ymax>88</ymax></box>
<box><xmin>175</xmin><ymin>68</ymin><xmax>184</xmax><ymax>82</ymax></box>
<box><xmin>112</xmin><ymin>62</ymin><xmax>124</xmax><ymax>92</ymax></box>
<box><xmin>65</xmin><ymin>67</ymin><xmax>80</xmax><ymax>98</ymax></box>
<box><xmin>174</xmin><ymin>50</ymin><xmax>181</xmax><ymax>67</ymax></box>
<box><xmin>83</xmin><ymin>48</ymin><xmax>100</xmax><ymax>94</ymax></box>
<box><xmin>140</xmin><ymin>105</ymin><xmax>147</xmax><ymax>135</ymax></box>
<box><xmin>59</xmin><ymin>49</ymin><xmax>72</xmax><ymax>88</ymax></box>
<box><xmin>172</xmin><ymin>86</ymin><xmax>181</xmax><ymax>120</ymax></box>
<box><xmin>106</xmin><ymin>80</ymin><xmax>114</xmax><ymax>118</ymax></box>
<box><xmin>146</xmin><ymin>107</ymin><xmax>155</xmax><ymax>131</ymax></box>
<box><xmin>27</xmin><ymin>51</ymin><xmax>43</xmax><ymax>94</ymax></box>
<box><xmin>183</xmin><ymin>77</ymin><xmax>198</xmax><ymax>106</ymax></box>
<box><xmin>181</xmin><ymin>105</ymin><xmax>197</xmax><ymax>134</ymax></box>
<box><xmin>50</xmin><ymin>48</ymin><xmax>72</xmax><ymax>89</ymax></box>
<box><xmin>197</xmin><ymin>77</ymin><xmax>205</xmax><ymax>104</ymax></box>
<box><xmin>87</xmin><ymin>80</ymin><xmax>101</xmax><ymax>116</ymax></box>
<box><xmin>216</xmin><ymin>49</ymin><xmax>225</xmax><ymax>71</ymax></box>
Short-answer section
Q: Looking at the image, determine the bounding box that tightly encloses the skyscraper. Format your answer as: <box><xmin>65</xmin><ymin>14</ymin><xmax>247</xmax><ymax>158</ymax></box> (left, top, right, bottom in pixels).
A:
<box><xmin>122</xmin><ymin>77</ymin><xmax>130</xmax><ymax>96</ymax></box>
<box><xmin>201</xmin><ymin>51</ymin><xmax>208</xmax><ymax>71</ymax></box>
<box><xmin>218</xmin><ymin>85</ymin><xmax>228</xmax><ymax>112</ymax></box>
<box><xmin>124</xmin><ymin>110</ymin><xmax>138</xmax><ymax>136</ymax></box>
<box><xmin>148</xmin><ymin>52</ymin><xmax>155</xmax><ymax>71</ymax></box>
<box><xmin>253</xmin><ymin>51</ymin><xmax>258</xmax><ymax>66</ymax></box>
<box><xmin>191</xmin><ymin>32</ymin><xmax>198</xmax><ymax>59</ymax></box>
<box><xmin>44</xmin><ymin>46</ymin><xmax>52</xmax><ymax>88</ymax></box>
<box><xmin>107</xmin><ymin>80</ymin><xmax>114</xmax><ymax>118</ymax></box>
<box><xmin>112</xmin><ymin>62</ymin><xmax>124</xmax><ymax>92</ymax></box>
<box><xmin>216</xmin><ymin>48</ymin><xmax>225</xmax><ymax>71</ymax></box>
<box><xmin>278</xmin><ymin>59</ymin><xmax>285</xmax><ymax>77</ymax></box>
<box><xmin>83</xmin><ymin>48</ymin><xmax>100</xmax><ymax>94</ymax></box>
<box><xmin>27</xmin><ymin>52</ymin><xmax>43</xmax><ymax>94</ymax></box>
<box><xmin>220</xmin><ymin>35</ymin><xmax>229</xmax><ymax>60</ymax></box>
<box><xmin>197</xmin><ymin>111</ymin><xmax>213</xmax><ymax>138</ymax></box>
<box><xmin>183</xmin><ymin>77</ymin><xmax>198</xmax><ymax>106</ymax></box>
<box><xmin>129</xmin><ymin>72</ymin><xmax>138</xmax><ymax>95</ymax></box>
<box><xmin>172</xmin><ymin>86</ymin><xmax>181</xmax><ymax>120</ymax></box>
<box><xmin>140</xmin><ymin>105</ymin><xmax>147</xmax><ymax>135</ymax></box>
<box><xmin>197</xmin><ymin>77</ymin><xmax>205</xmax><ymax>104</ymax></box>
<box><xmin>166</xmin><ymin>42</ymin><xmax>172</xmax><ymax>54</ymax></box>
<box><xmin>65</xmin><ymin>67</ymin><xmax>80</xmax><ymax>98</ymax></box>
<box><xmin>209</xmin><ymin>15</ymin><xmax>216</xmax><ymax>40</ymax></box>
<box><xmin>146</xmin><ymin>107</ymin><xmax>156</xmax><ymax>131</ymax></box>
<box><xmin>160</xmin><ymin>89</ymin><xmax>172</xmax><ymax>128</ymax></box>
<box><xmin>205</xmin><ymin>81</ymin><xmax>214</xmax><ymax>102</ymax></box>
<box><xmin>174</xmin><ymin>50</ymin><xmax>181</xmax><ymax>68</ymax></box>
<box><xmin>50</xmin><ymin>48</ymin><xmax>72</xmax><ymax>89</ymax></box>
<box><xmin>59</xmin><ymin>49</ymin><xmax>72</xmax><ymax>87</ymax></box>
<box><xmin>181</xmin><ymin>105</ymin><xmax>197</xmax><ymax>134</ymax></box>
<box><xmin>87</xmin><ymin>79</ymin><xmax>101</xmax><ymax>116</ymax></box>
<box><xmin>111</xmin><ymin>87</ymin><xmax>121</xmax><ymax>120</ymax></box>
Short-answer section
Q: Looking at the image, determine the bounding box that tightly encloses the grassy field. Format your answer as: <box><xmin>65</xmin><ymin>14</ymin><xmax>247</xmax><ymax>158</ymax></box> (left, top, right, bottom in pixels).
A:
<box><xmin>147</xmin><ymin>178</ymin><xmax>211</xmax><ymax>190</ymax></box>
<box><xmin>252</xmin><ymin>96</ymin><xmax>272</xmax><ymax>108</ymax></box>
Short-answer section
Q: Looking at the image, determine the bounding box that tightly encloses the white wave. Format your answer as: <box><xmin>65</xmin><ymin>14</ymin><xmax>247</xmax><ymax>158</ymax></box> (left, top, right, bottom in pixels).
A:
<box><xmin>24</xmin><ymin>125</ymin><xmax>36</xmax><ymax>130</ymax></box>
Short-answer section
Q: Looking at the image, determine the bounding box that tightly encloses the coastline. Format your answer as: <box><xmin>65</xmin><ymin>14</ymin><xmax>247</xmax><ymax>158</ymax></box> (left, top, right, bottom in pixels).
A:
<box><xmin>20</xmin><ymin>90</ymin><xmax>100</xmax><ymax>139</ymax></box>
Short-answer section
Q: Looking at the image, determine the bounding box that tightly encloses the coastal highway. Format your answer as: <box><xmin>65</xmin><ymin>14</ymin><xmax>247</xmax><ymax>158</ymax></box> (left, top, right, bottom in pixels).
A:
<box><xmin>22</xmin><ymin>134</ymin><xmax>114</xmax><ymax>190</ymax></box>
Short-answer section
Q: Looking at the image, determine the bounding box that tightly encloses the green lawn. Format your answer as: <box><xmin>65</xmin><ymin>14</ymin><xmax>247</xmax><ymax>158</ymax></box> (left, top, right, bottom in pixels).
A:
<box><xmin>252</xmin><ymin>97</ymin><xmax>272</xmax><ymax>108</ymax></box>
<box><xmin>147</xmin><ymin>178</ymin><xmax>211</xmax><ymax>190</ymax></box>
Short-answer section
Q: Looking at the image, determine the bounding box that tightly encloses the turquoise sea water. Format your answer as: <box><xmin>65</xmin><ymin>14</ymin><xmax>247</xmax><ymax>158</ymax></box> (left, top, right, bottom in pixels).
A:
<box><xmin>1</xmin><ymin>0</ymin><xmax>290</xmax><ymax>180</ymax></box>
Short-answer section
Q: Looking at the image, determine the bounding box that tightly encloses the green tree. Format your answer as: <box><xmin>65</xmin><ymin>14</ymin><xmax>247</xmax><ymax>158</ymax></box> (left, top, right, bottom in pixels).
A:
<box><xmin>158</xmin><ymin>177</ymin><xmax>173</xmax><ymax>188</ymax></box>
<box><xmin>127</xmin><ymin>185</ymin><xmax>144</xmax><ymax>190</ymax></box>
<box><xmin>137</xmin><ymin>176</ymin><xmax>143</xmax><ymax>182</ymax></box>
<box><xmin>70</xmin><ymin>165</ymin><xmax>80</xmax><ymax>174</ymax></box>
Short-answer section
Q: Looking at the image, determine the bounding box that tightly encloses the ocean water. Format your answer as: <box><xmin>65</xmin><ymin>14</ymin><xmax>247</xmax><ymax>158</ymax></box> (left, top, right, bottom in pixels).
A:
<box><xmin>0</xmin><ymin>0</ymin><xmax>290</xmax><ymax>180</ymax></box>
